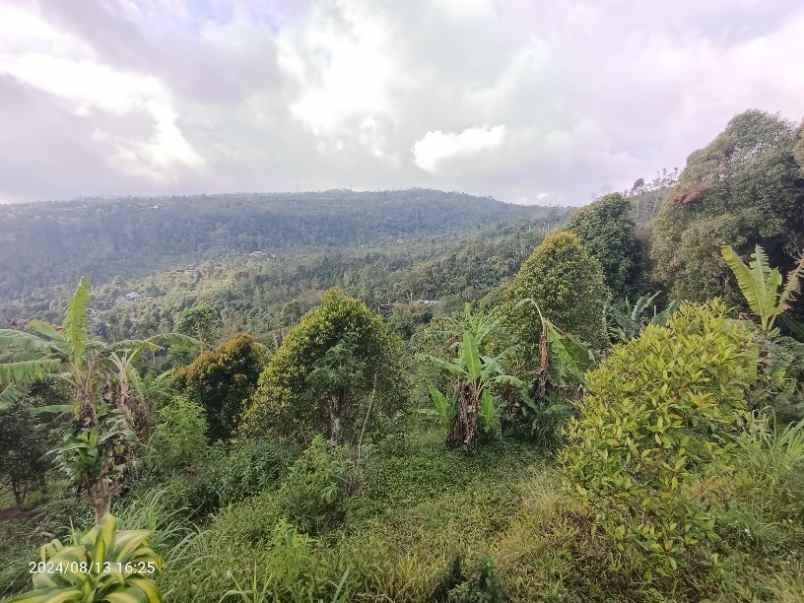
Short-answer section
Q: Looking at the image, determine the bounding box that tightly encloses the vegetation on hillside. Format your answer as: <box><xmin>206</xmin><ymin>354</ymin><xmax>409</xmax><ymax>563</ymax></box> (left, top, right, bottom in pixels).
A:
<box><xmin>1</xmin><ymin>109</ymin><xmax>803</xmax><ymax>603</ymax></box>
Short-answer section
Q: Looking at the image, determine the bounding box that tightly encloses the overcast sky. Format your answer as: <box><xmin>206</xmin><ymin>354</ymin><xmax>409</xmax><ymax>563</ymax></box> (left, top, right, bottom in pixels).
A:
<box><xmin>1</xmin><ymin>0</ymin><xmax>802</xmax><ymax>206</ymax></box>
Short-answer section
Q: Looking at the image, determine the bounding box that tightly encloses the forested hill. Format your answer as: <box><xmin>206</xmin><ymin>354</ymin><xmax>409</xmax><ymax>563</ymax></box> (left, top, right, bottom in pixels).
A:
<box><xmin>1</xmin><ymin>188</ymin><xmax>560</xmax><ymax>298</ymax></box>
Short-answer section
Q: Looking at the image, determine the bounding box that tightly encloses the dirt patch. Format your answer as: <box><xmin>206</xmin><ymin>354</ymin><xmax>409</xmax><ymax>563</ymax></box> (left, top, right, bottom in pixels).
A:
<box><xmin>0</xmin><ymin>506</ymin><xmax>38</xmax><ymax>522</ymax></box>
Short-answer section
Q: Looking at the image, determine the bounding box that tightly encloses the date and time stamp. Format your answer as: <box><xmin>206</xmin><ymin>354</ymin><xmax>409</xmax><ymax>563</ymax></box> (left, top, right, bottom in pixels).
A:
<box><xmin>29</xmin><ymin>561</ymin><xmax>158</xmax><ymax>576</ymax></box>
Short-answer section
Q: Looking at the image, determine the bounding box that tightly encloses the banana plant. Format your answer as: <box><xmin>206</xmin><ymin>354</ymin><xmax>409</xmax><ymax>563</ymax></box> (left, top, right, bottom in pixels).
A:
<box><xmin>721</xmin><ymin>244</ymin><xmax>804</xmax><ymax>334</ymax></box>
<box><xmin>12</xmin><ymin>513</ymin><xmax>163</xmax><ymax>603</ymax></box>
<box><xmin>0</xmin><ymin>278</ymin><xmax>200</xmax><ymax>521</ymax></box>
<box><xmin>421</xmin><ymin>305</ymin><xmax>524</xmax><ymax>450</ymax></box>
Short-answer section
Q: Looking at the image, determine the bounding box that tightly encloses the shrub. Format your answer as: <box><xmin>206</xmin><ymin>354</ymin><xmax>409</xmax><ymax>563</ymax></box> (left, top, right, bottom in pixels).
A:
<box><xmin>562</xmin><ymin>300</ymin><xmax>759</xmax><ymax>583</ymax></box>
<box><xmin>175</xmin><ymin>333</ymin><xmax>265</xmax><ymax>441</ymax></box>
<box><xmin>505</xmin><ymin>230</ymin><xmax>608</xmax><ymax>352</ymax></box>
<box><xmin>154</xmin><ymin>437</ymin><xmax>295</xmax><ymax>520</ymax></box>
<box><xmin>277</xmin><ymin>435</ymin><xmax>355</xmax><ymax>534</ymax></box>
<box><xmin>243</xmin><ymin>289</ymin><xmax>408</xmax><ymax>444</ymax></box>
<box><xmin>146</xmin><ymin>394</ymin><xmax>208</xmax><ymax>473</ymax></box>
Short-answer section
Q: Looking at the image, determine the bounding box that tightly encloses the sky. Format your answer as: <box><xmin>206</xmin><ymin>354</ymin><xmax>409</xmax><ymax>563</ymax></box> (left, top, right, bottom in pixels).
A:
<box><xmin>1</xmin><ymin>1</ymin><xmax>803</xmax><ymax>206</ymax></box>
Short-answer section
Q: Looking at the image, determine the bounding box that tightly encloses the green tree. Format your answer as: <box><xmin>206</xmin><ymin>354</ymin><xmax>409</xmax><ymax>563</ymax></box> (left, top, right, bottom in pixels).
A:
<box><xmin>567</xmin><ymin>193</ymin><xmax>644</xmax><ymax>296</ymax></box>
<box><xmin>0</xmin><ymin>278</ymin><xmax>198</xmax><ymax>521</ymax></box>
<box><xmin>174</xmin><ymin>333</ymin><xmax>266</xmax><ymax>441</ymax></box>
<box><xmin>176</xmin><ymin>303</ymin><xmax>222</xmax><ymax>348</ymax></box>
<box><xmin>243</xmin><ymin>289</ymin><xmax>407</xmax><ymax>444</ymax></box>
<box><xmin>0</xmin><ymin>398</ymin><xmax>49</xmax><ymax>507</ymax></box>
<box><xmin>651</xmin><ymin>110</ymin><xmax>804</xmax><ymax>309</ymax></box>
<box><xmin>505</xmin><ymin>230</ymin><xmax>609</xmax><ymax>352</ymax></box>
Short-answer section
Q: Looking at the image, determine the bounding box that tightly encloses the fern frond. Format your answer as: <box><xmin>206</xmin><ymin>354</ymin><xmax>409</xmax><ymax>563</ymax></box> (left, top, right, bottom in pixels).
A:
<box><xmin>63</xmin><ymin>277</ymin><xmax>91</xmax><ymax>363</ymax></box>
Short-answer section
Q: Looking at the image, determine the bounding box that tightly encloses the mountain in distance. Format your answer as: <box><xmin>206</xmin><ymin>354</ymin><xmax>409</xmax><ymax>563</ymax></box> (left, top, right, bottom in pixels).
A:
<box><xmin>1</xmin><ymin>188</ymin><xmax>564</xmax><ymax>300</ymax></box>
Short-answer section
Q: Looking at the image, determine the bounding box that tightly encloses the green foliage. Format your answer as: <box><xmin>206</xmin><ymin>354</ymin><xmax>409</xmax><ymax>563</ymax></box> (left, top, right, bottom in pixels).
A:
<box><xmin>505</xmin><ymin>230</ymin><xmax>609</xmax><ymax>352</ymax></box>
<box><xmin>422</xmin><ymin>305</ymin><xmax>524</xmax><ymax>449</ymax></box>
<box><xmin>277</xmin><ymin>435</ymin><xmax>355</xmax><ymax>535</ymax></box>
<box><xmin>14</xmin><ymin>513</ymin><xmax>163</xmax><ymax>603</ymax></box>
<box><xmin>244</xmin><ymin>289</ymin><xmax>408</xmax><ymax>444</ymax></box>
<box><xmin>444</xmin><ymin>556</ymin><xmax>507</xmax><ymax>603</ymax></box>
<box><xmin>62</xmin><ymin>277</ymin><xmax>91</xmax><ymax>365</ymax></box>
<box><xmin>606</xmin><ymin>291</ymin><xmax>677</xmax><ymax>343</ymax></box>
<box><xmin>651</xmin><ymin>110</ymin><xmax>804</xmax><ymax>310</ymax></box>
<box><xmin>566</xmin><ymin>193</ymin><xmax>644</xmax><ymax>297</ymax></box>
<box><xmin>153</xmin><ymin>437</ymin><xmax>295</xmax><ymax>520</ymax></box>
<box><xmin>0</xmin><ymin>398</ymin><xmax>49</xmax><ymax>507</ymax></box>
<box><xmin>721</xmin><ymin>244</ymin><xmax>804</xmax><ymax>334</ymax></box>
<box><xmin>175</xmin><ymin>303</ymin><xmax>222</xmax><ymax>347</ymax></box>
<box><xmin>146</xmin><ymin>395</ymin><xmax>208</xmax><ymax>473</ymax></box>
<box><xmin>175</xmin><ymin>333</ymin><xmax>265</xmax><ymax>441</ymax></box>
<box><xmin>563</xmin><ymin>300</ymin><xmax>759</xmax><ymax>584</ymax></box>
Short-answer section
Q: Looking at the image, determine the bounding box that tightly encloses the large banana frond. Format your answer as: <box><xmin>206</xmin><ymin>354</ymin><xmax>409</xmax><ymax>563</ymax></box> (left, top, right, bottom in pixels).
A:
<box><xmin>721</xmin><ymin>245</ymin><xmax>777</xmax><ymax>331</ymax></box>
<box><xmin>0</xmin><ymin>358</ymin><xmax>61</xmax><ymax>386</ymax></box>
<box><xmin>63</xmin><ymin>277</ymin><xmax>91</xmax><ymax>364</ymax></box>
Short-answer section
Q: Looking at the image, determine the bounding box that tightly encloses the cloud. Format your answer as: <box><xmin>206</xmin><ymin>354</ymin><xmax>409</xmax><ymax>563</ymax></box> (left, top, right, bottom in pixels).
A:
<box><xmin>413</xmin><ymin>125</ymin><xmax>507</xmax><ymax>173</ymax></box>
<box><xmin>0</xmin><ymin>4</ymin><xmax>203</xmax><ymax>182</ymax></box>
<box><xmin>1</xmin><ymin>0</ymin><xmax>803</xmax><ymax>205</ymax></box>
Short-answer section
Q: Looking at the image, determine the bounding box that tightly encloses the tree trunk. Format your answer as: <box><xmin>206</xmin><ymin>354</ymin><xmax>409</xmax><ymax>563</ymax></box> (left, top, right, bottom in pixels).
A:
<box><xmin>447</xmin><ymin>382</ymin><xmax>479</xmax><ymax>451</ymax></box>
<box><xmin>329</xmin><ymin>394</ymin><xmax>341</xmax><ymax>446</ymax></box>
<box><xmin>89</xmin><ymin>480</ymin><xmax>111</xmax><ymax>523</ymax></box>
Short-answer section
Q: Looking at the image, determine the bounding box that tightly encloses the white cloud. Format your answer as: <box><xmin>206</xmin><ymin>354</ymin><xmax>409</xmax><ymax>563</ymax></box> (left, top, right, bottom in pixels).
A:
<box><xmin>277</xmin><ymin>2</ymin><xmax>395</xmax><ymax>137</ymax></box>
<box><xmin>413</xmin><ymin>125</ymin><xmax>507</xmax><ymax>173</ymax></box>
<box><xmin>2</xmin><ymin>0</ymin><xmax>804</xmax><ymax>204</ymax></box>
<box><xmin>0</xmin><ymin>4</ymin><xmax>203</xmax><ymax>181</ymax></box>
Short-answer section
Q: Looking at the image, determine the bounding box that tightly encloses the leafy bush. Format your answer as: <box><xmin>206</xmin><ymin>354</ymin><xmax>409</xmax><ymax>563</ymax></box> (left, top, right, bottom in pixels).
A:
<box><xmin>562</xmin><ymin>300</ymin><xmax>759</xmax><ymax>583</ymax></box>
<box><xmin>243</xmin><ymin>289</ymin><xmax>408</xmax><ymax>444</ymax></box>
<box><xmin>175</xmin><ymin>333</ymin><xmax>265</xmax><ymax>441</ymax></box>
<box><xmin>146</xmin><ymin>394</ymin><xmax>208</xmax><ymax>473</ymax></box>
<box><xmin>505</xmin><ymin>230</ymin><xmax>609</xmax><ymax>352</ymax></box>
<box><xmin>153</xmin><ymin>437</ymin><xmax>294</xmax><ymax>521</ymax></box>
<box><xmin>277</xmin><ymin>435</ymin><xmax>355</xmax><ymax>534</ymax></box>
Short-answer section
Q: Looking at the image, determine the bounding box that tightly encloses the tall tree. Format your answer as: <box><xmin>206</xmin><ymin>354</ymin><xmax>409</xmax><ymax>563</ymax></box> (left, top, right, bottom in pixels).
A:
<box><xmin>242</xmin><ymin>289</ymin><xmax>408</xmax><ymax>444</ymax></box>
<box><xmin>505</xmin><ymin>230</ymin><xmax>609</xmax><ymax>352</ymax></box>
<box><xmin>566</xmin><ymin>193</ymin><xmax>644</xmax><ymax>297</ymax></box>
<box><xmin>174</xmin><ymin>333</ymin><xmax>266</xmax><ymax>441</ymax></box>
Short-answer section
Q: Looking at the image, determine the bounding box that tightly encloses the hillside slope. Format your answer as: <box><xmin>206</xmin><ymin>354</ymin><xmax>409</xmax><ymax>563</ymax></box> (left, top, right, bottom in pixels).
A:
<box><xmin>1</xmin><ymin>189</ymin><xmax>560</xmax><ymax>299</ymax></box>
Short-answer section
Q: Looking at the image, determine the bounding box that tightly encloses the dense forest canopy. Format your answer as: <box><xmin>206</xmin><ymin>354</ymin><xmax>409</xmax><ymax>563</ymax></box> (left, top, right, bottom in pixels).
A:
<box><xmin>0</xmin><ymin>189</ymin><xmax>558</xmax><ymax>299</ymax></box>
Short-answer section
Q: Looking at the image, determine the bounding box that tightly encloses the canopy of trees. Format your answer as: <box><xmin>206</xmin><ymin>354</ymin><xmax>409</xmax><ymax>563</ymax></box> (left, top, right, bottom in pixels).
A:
<box><xmin>651</xmin><ymin>110</ymin><xmax>804</xmax><ymax>312</ymax></box>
